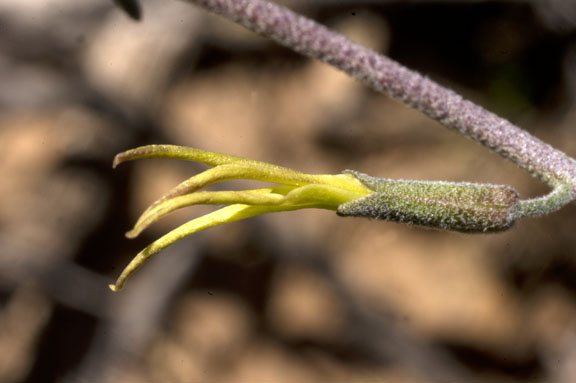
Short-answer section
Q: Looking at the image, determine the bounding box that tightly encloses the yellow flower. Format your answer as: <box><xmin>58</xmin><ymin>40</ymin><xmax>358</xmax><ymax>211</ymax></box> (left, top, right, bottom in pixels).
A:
<box><xmin>109</xmin><ymin>145</ymin><xmax>372</xmax><ymax>291</ymax></box>
<box><xmin>110</xmin><ymin>145</ymin><xmax>522</xmax><ymax>291</ymax></box>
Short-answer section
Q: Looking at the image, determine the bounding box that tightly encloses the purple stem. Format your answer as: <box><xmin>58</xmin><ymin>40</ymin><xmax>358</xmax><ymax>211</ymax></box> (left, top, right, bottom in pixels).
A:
<box><xmin>183</xmin><ymin>0</ymin><xmax>576</xmax><ymax>215</ymax></box>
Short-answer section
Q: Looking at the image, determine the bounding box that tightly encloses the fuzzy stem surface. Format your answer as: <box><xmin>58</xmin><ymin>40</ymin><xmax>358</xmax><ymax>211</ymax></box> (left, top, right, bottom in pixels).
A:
<box><xmin>182</xmin><ymin>0</ymin><xmax>576</xmax><ymax>216</ymax></box>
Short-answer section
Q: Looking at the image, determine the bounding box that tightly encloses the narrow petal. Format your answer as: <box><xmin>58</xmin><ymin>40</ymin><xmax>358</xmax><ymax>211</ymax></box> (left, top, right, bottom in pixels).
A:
<box><xmin>113</xmin><ymin>145</ymin><xmax>369</xmax><ymax>191</ymax></box>
<box><xmin>110</xmin><ymin>203</ymin><xmax>300</xmax><ymax>291</ymax></box>
<box><xmin>113</xmin><ymin>145</ymin><xmax>247</xmax><ymax>168</ymax></box>
<box><xmin>126</xmin><ymin>187</ymin><xmax>292</xmax><ymax>238</ymax></box>
<box><xmin>140</xmin><ymin>162</ymin><xmax>341</xmax><ymax>216</ymax></box>
<box><xmin>127</xmin><ymin>183</ymin><xmax>366</xmax><ymax>238</ymax></box>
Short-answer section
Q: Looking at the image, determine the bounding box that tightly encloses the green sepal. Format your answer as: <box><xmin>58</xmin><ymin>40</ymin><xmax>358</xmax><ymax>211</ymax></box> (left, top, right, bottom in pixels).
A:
<box><xmin>337</xmin><ymin>170</ymin><xmax>520</xmax><ymax>233</ymax></box>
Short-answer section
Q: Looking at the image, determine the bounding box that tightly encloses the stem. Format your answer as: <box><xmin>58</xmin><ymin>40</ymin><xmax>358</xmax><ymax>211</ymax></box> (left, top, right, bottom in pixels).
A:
<box><xmin>181</xmin><ymin>0</ymin><xmax>576</xmax><ymax>216</ymax></box>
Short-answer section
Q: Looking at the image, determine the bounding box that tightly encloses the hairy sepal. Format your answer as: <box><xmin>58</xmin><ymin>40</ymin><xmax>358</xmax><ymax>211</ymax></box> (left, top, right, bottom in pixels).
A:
<box><xmin>337</xmin><ymin>170</ymin><xmax>519</xmax><ymax>233</ymax></box>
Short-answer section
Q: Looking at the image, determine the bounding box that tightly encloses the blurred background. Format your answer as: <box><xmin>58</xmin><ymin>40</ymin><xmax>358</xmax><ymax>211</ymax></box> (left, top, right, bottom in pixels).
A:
<box><xmin>1</xmin><ymin>0</ymin><xmax>576</xmax><ymax>381</ymax></box>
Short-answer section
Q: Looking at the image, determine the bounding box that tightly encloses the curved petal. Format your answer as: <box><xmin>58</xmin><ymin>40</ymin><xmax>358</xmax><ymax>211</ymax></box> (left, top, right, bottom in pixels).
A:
<box><xmin>127</xmin><ymin>187</ymin><xmax>292</xmax><ymax>238</ymax></box>
<box><xmin>110</xmin><ymin>203</ymin><xmax>301</xmax><ymax>291</ymax></box>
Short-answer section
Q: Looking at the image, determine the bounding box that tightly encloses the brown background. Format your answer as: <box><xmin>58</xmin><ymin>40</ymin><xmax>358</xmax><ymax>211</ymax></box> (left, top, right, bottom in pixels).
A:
<box><xmin>1</xmin><ymin>0</ymin><xmax>576</xmax><ymax>381</ymax></box>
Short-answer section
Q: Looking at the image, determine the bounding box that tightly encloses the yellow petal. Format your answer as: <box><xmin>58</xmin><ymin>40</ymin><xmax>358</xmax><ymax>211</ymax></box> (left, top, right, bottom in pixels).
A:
<box><xmin>126</xmin><ymin>187</ymin><xmax>291</xmax><ymax>238</ymax></box>
<box><xmin>110</xmin><ymin>203</ymin><xmax>300</xmax><ymax>291</ymax></box>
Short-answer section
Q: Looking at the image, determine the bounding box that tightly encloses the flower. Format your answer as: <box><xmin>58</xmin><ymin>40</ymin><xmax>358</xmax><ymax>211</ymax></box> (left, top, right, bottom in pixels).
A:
<box><xmin>109</xmin><ymin>145</ymin><xmax>372</xmax><ymax>291</ymax></box>
<box><xmin>110</xmin><ymin>144</ymin><xmax>520</xmax><ymax>291</ymax></box>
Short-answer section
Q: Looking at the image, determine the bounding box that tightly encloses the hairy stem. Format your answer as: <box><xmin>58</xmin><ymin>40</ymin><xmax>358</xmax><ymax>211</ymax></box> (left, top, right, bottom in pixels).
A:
<box><xmin>182</xmin><ymin>0</ymin><xmax>576</xmax><ymax>216</ymax></box>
